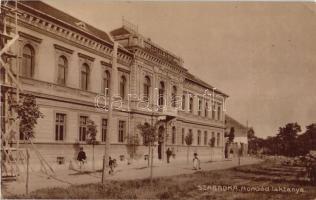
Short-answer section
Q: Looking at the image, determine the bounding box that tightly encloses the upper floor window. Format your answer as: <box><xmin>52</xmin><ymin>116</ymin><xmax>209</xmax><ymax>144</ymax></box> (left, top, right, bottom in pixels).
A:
<box><xmin>102</xmin><ymin>70</ymin><xmax>110</xmax><ymax>95</ymax></box>
<box><xmin>120</xmin><ymin>75</ymin><xmax>126</xmax><ymax>99</ymax></box>
<box><xmin>171</xmin><ymin>86</ymin><xmax>177</xmax><ymax>107</ymax></box>
<box><xmin>143</xmin><ymin>76</ymin><xmax>151</xmax><ymax>99</ymax></box>
<box><xmin>81</xmin><ymin>63</ymin><xmax>89</xmax><ymax>90</ymax></box>
<box><xmin>198</xmin><ymin>99</ymin><xmax>202</xmax><ymax>116</ymax></box>
<box><xmin>182</xmin><ymin>94</ymin><xmax>186</xmax><ymax>110</ymax></box>
<box><xmin>197</xmin><ymin>130</ymin><xmax>201</xmax><ymax>145</ymax></box>
<box><xmin>205</xmin><ymin>102</ymin><xmax>209</xmax><ymax>117</ymax></box>
<box><xmin>22</xmin><ymin>44</ymin><xmax>35</xmax><ymax>78</ymax></box>
<box><xmin>158</xmin><ymin>81</ymin><xmax>165</xmax><ymax>106</ymax></box>
<box><xmin>189</xmin><ymin>97</ymin><xmax>194</xmax><ymax>113</ymax></box>
<box><xmin>212</xmin><ymin>104</ymin><xmax>216</xmax><ymax>119</ymax></box>
<box><xmin>217</xmin><ymin>105</ymin><xmax>221</xmax><ymax>121</ymax></box>
<box><xmin>55</xmin><ymin>113</ymin><xmax>66</xmax><ymax>141</ymax></box>
<box><xmin>172</xmin><ymin>126</ymin><xmax>176</xmax><ymax>144</ymax></box>
<box><xmin>57</xmin><ymin>56</ymin><xmax>67</xmax><ymax>85</ymax></box>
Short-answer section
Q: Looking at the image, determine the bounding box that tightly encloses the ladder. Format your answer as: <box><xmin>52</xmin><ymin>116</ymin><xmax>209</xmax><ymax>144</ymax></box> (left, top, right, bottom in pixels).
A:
<box><xmin>1</xmin><ymin>0</ymin><xmax>55</xmax><ymax>181</ymax></box>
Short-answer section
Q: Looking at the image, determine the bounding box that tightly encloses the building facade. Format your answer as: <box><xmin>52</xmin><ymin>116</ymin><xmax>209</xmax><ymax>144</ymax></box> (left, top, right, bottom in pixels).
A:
<box><xmin>1</xmin><ymin>1</ymin><xmax>228</xmax><ymax>170</ymax></box>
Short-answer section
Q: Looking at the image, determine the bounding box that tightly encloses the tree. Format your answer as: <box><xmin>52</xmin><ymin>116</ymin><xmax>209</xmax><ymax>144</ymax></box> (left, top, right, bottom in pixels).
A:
<box><xmin>185</xmin><ymin>131</ymin><xmax>193</xmax><ymax>164</ymax></box>
<box><xmin>125</xmin><ymin>134</ymin><xmax>140</xmax><ymax>164</ymax></box>
<box><xmin>296</xmin><ymin>123</ymin><xmax>316</xmax><ymax>155</ymax></box>
<box><xmin>86</xmin><ymin>119</ymin><xmax>99</xmax><ymax>171</ymax></box>
<box><xmin>13</xmin><ymin>94</ymin><xmax>44</xmax><ymax>140</ymax></box>
<box><xmin>276</xmin><ymin>122</ymin><xmax>301</xmax><ymax>156</ymax></box>
<box><xmin>137</xmin><ymin>122</ymin><xmax>159</xmax><ymax>182</ymax></box>
<box><xmin>208</xmin><ymin>137</ymin><xmax>216</xmax><ymax>161</ymax></box>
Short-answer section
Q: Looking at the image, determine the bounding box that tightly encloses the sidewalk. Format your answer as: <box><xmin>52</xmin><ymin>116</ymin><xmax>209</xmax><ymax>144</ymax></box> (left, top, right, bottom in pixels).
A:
<box><xmin>2</xmin><ymin>157</ymin><xmax>262</xmax><ymax>196</ymax></box>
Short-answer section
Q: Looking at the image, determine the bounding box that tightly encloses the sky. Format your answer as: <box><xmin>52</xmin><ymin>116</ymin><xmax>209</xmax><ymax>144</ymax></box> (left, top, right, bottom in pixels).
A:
<box><xmin>43</xmin><ymin>0</ymin><xmax>316</xmax><ymax>138</ymax></box>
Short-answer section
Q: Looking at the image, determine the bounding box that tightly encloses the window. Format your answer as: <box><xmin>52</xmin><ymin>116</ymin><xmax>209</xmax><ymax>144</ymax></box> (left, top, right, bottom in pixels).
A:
<box><xmin>172</xmin><ymin>126</ymin><xmax>176</xmax><ymax>144</ymax></box>
<box><xmin>57</xmin><ymin>56</ymin><xmax>67</xmax><ymax>85</ymax></box>
<box><xmin>102</xmin><ymin>70</ymin><xmax>110</xmax><ymax>95</ymax></box>
<box><xmin>79</xmin><ymin>116</ymin><xmax>88</xmax><ymax>141</ymax></box>
<box><xmin>205</xmin><ymin>102</ymin><xmax>209</xmax><ymax>117</ymax></box>
<box><xmin>22</xmin><ymin>44</ymin><xmax>34</xmax><ymax>78</ymax></box>
<box><xmin>81</xmin><ymin>63</ymin><xmax>89</xmax><ymax>90</ymax></box>
<box><xmin>204</xmin><ymin>131</ymin><xmax>207</xmax><ymax>145</ymax></box>
<box><xmin>101</xmin><ymin>119</ymin><xmax>107</xmax><ymax>142</ymax></box>
<box><xmin>55</xmin><ymin>113</ymin><xmax>66</xmax><ymax>141</ymax></box>
<box><xmin>217</xmin><ymin>132</ymin><xmax>221</xmax><ymax>146</ymax></box>
<box><xmin>197</xmin><ymin>130</ymin><xmax>201</xmax><ymax>145</ymax></box>
<box><xmin>182</xmin><ymin>94</ymin><xmax>186</xmax><ymax>110</ymax></box>
<box><xmin>198</xmin><ymin>99</ymin><xmax>202</xmax><ymax>116</ymax></box>
<box><xmin>182</xmin><ymin>128</ymin><xmax>185</xmax><ymax>145</ymax></box>
<box><xmin>158</xmin><ymin>81</ymin><xmax>165</xmax><ymax>106</ymax></box>
<box><xmin>212</xmin><ymin>104</ymin><xmax>216</xmax><ymax>119</ymax></box>
<box><xmin>120</xmin><ymin>76</ymin><xmax>126</xmax><ymax>99</ymax></box>
<box><xmin>118</xmin><ymin>120</ymin><xmax>126</xmax><ymax>143</ymax></box>
<box><xmin>189</xmin><ymin>97</ymin><xmax>193</xmax><ymax>113</ymax></box>
<box><xmin>171</xmin><ymin>86</ymin><xmax>177</xmax><ymax>107</ymax></box>
<box><xmin>143</xmin><ymin>76</ymin><xmax>151</xmax><ymax>99</ymax></box>
<box><xmin>217</xmin><ymin>105</ymin><xmax>221</xmax><ymax>120</ymax></box>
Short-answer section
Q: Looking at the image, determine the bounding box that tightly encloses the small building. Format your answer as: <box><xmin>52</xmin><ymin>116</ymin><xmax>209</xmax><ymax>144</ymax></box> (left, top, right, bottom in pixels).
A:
<box><xmin>224</xmin><ymin>115</ymin><xmax>248</xmax><ymax>158</ymax></box>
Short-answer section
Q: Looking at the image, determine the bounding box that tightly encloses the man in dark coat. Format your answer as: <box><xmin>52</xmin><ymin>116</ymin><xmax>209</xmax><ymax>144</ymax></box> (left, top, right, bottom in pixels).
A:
<box><xmin>77</xmin><ymin>147</ymin><xmax>87</xmax><ymax>171</ymax></box>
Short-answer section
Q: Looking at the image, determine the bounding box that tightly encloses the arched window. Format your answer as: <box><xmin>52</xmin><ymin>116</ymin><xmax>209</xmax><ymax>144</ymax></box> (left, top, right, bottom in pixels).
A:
<box><xmin>81</xmin><ymin>63</ymin><xmax>89</xmax><ymax>90</ymax></box>
<box><xmin>189</xmin><ymin>97</ymin><xmax>194</xmax><ymax>113</ymax></box>
<box><xmin>143</xmin><ymin>76</ymin><xmax>151</xmax><ymax>99</ymax></box>
<box><xmin>171</xmin><ymin>86</ymin><xmax>177</xmax><ymax>107</ymax></box>
<box><xmin>102</xmin><ymin>70</ymin><xmax>110</xmax><ymax>94</ymax></box>
<box><xmin>217</xmin><ymin>132</ymin><xmax>221</xmax><ymax>146</ymax></box>
<box><xmin>22</xmin><ymin>44</ymin><xmax>35</xmax><ymax>78</ymax></box>
<box><xmin>57</xmin><ymin>56</ymin><xmax>67</xmax><ymax>85</ymax></box>
<box><xmin>158</xmin><ymin>81</ymin><xmax>165</xmax><ymax>106</ymax></box>
<box><xmin>172</xmin><ymin>126</ymin><xmax>176</xmax><ymax>144</ymax></box>
<box><xmin>120</xmin><ymin>75</ymin><xmax>126</xmax><ymax>99</ymax></box>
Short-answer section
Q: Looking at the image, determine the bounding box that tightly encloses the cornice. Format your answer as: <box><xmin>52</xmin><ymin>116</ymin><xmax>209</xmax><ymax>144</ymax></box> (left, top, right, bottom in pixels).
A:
<box><xmin>53</xmin><ymin>44</ymin><xmax>74</xmax><ymax>54</ymax></box>
<box><xmin>78</xmin><ymin>52</ymin><xmax>95</xmax><ymax>62</ymax></box>
<box><xmin>18</xmin><ymin>31</ymin><xmax>42</xmax><ymax>43</ymax></box>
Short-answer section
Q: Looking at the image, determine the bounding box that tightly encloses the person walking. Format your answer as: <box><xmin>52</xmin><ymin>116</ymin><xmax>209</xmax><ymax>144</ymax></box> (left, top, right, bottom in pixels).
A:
<box><xmin>166</xmin><ymin>148</ymin><xmax>172</xmax><ymax>164</ymax></box>
<box><xmin>77</xmin><ymin>147</ymin><xmax>87</xmax><ymax>172</ymax></box>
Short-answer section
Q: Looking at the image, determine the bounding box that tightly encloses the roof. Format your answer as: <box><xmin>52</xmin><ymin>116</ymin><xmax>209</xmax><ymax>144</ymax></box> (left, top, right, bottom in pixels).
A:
<box><xmin>225</xmin><ymin>115</ymin><xmax>248</xmax><ymax>130</ymax></box>
<box><xmin>18</xmin><ymin>1</ymin><xmax>113</xmax><ymax>45</ymax></box>
<box><xmin>185</xmin><ymin>72</ymin><xmax>229</xmax><ymax>97</ymax></box>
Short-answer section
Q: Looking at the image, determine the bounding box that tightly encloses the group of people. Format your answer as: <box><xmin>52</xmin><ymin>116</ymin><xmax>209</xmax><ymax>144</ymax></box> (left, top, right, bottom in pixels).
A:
<box><xmin>77</xmin><ymin>147</ymin><xmax>202</xmax><ymax>173</ymax></box>
<box><xmin>77</xmin><ymin>147</ymin><xmax>117</xmax><ymax>174</ymax></box>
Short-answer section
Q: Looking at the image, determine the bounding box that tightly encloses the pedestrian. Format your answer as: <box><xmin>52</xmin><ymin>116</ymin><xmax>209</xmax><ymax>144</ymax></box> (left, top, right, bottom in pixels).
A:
<box><xmin>193</xmin><ymin>153</ymin><xmax>201</xmax><ymax>170</ymax></box>
<box><xmin>77</xmin><ymin>147</ymin><xmax>87</xmax><ymax>172</ymax></box>
<box><xmin>166</xmin><ymin>148</ymin><xmax>172</xmax><ymax>163</ymax></box>
<box><xmin>109</xmin><ymin>157</ymin><xmax>114</xmax><ymax>175</ymax></box>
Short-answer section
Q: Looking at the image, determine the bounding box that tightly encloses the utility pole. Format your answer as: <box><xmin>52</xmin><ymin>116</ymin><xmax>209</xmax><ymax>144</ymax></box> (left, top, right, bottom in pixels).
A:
<box><xmin>102</xmin><ymin>42</ymin><xmax>118</xmax><ymax>184</ymax></box>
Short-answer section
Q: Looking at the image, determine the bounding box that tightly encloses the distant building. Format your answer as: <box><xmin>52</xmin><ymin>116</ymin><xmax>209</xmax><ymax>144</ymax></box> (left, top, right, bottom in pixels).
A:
<box><xmin>224</xmin><ymin>115</ymin><xmax>248</xmax><ymax>158</ymax></box>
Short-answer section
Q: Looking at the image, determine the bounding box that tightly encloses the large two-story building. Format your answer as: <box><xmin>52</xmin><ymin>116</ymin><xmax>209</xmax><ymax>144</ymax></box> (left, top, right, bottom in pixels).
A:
<box><xmin>1</xmin><ymin>1</ymin><xmax>228</xmax><ymax>170</ymax></box>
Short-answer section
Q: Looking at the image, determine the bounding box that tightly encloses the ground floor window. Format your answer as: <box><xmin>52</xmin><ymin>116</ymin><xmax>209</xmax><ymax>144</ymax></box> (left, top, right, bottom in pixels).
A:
<box><xmin>172</xmin><ymin>126</ymin><xmax>176</xmax><ymax>144</ymax></box>
<box><xmin>118</xmin><ymin>120</ymin><xmax>126</xmax><ymax>143</ymax></box>
<box><xmin>217</xmin><ymin>132</ymin><xmax>221</xmax><ymax>146</ymax></box>
<box><xmin>101</xmin><ymin>118</ymin><xmax>107</xmax><ymax>142</ymax></box>
<box><xmin>204</xmin><ymin>131</ymin><xmax>207</xmax><ymax>145</ymax></box>
<box><xmin>197</xmin><ymin>130</ymin><xmax>201</xmax><ymax>145</ymax></box>
<box><xmin>79</xmin><ymin>116</ymin><xmax>88</xmax><ymax>141</ymax></box>
<box><xmin>55</xmin><ymin>113</ymin><xmax>66</xmax><ymax>141</ymax></box>
<box><xmin>182</xmin><ymin>128</ymin><xmax>185</xmax><ymax>145</ymax></box>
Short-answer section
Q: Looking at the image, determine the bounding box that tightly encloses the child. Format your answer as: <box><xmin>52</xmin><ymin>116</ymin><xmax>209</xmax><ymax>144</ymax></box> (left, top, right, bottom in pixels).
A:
<box><xmin>193</xmin><ymin>153</ymin><xmax>201</xmax><ymax>170</ymax></box>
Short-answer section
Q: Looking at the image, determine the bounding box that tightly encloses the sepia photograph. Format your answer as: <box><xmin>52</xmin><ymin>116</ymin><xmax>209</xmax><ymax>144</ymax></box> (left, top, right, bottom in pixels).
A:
<box><xmin>0</xmin><ymin>0</ymin><xmax>315</xmax><ymax>199</ymax></box>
